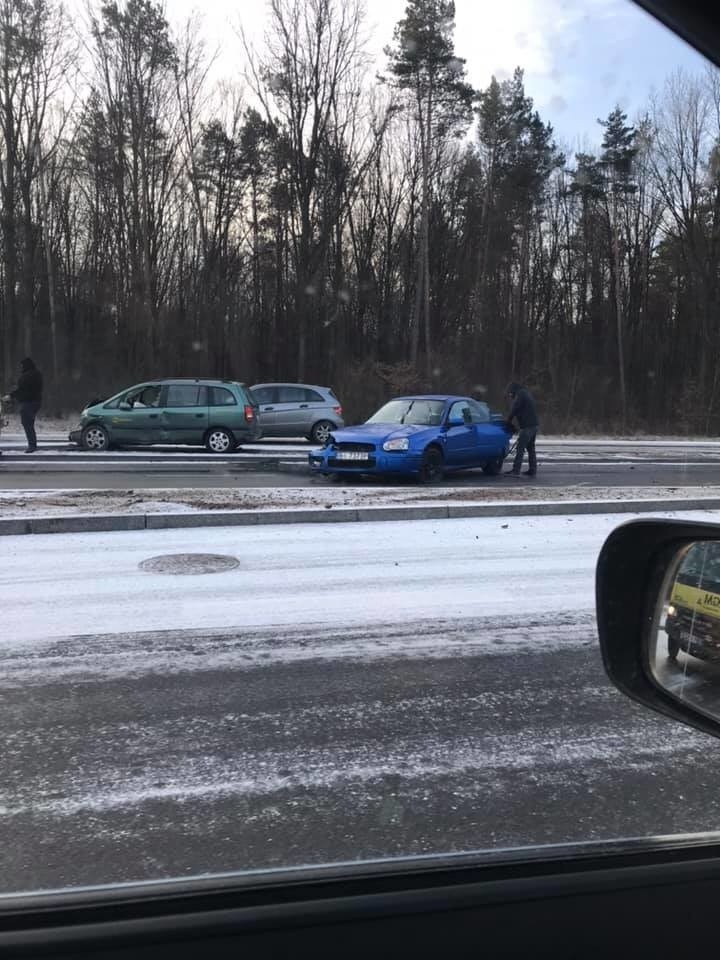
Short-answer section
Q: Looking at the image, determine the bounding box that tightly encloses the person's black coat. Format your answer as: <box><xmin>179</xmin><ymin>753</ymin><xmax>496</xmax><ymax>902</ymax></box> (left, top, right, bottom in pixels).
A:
<box><xmin>11</xmin><ymin>359</ymin><xmax>43</xmax><ymax>404</ymax></box>
<box><xmin>506</xmin><ymin>384</ymin><xmax>538</xmax><ymax>429</ymax></box>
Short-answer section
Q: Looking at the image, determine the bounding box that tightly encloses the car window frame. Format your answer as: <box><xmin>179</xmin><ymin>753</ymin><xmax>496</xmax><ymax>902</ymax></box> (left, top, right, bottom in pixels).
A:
<box><xmin>447</xmin><ymin>400</ymin><xmax>472</xmax><ymax>425</ymax></box>
<box><xmin>104</xmin><ymin>383</ymin><xmax>163</xmax><ymax>410</ymax></box>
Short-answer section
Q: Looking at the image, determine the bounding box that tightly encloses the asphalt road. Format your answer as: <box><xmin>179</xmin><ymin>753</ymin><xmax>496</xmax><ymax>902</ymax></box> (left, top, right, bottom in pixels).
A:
<box><xmin>3</xmin><ymin>514</ymin><xmax>720</xmax><ymax>894</ymax></box>
<box><xmin>2</xmin><ymin>461</ymin><xmax>720</xmax><ymax>489</ymax></box>
<box><xmin>3</xmin><ymin>616</ymin><xmax>720</xmax><ymax>893</ymax></box>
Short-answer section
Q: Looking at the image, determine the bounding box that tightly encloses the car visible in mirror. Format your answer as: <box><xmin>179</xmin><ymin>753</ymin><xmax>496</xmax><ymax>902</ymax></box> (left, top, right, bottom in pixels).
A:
<box><xmin>597</xmin><ymin>519</ymin><xmax>720</xmax><ymax>738</ymax></box>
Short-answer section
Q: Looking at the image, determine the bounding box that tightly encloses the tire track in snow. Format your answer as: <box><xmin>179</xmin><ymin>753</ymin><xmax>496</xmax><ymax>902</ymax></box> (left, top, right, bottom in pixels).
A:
<box><xmin>0</xmin><ymin>613</ymin><xmax>597</xmax><ymax>686</ymax></box>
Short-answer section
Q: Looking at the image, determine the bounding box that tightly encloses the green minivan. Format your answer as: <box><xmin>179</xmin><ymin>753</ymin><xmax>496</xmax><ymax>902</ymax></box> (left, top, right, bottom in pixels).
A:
<box><xmin>69</xmin><ymin>379</ymin><xmax>262</xmax><ymax>452</ymax></box>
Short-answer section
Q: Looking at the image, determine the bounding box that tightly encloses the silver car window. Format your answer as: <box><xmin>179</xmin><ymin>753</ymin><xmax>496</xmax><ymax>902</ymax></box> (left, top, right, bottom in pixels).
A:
<box><xmin>277</xmin><ymin>386</ymin><xmax>307</xmax><ymax>403</ymax></box>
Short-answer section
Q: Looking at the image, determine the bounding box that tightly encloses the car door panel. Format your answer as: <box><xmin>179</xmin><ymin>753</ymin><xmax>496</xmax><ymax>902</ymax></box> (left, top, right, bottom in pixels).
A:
<box><xmin>443</xmin><ymin>426</ymin><xmax>476</xmax><ymax>467</ymax></box>
<box><xmin>161</xmin><ymin>384</ymin><xmax>209</xmax><ymax>444</ymax></box>
<box><xmin>252</xmin><ymin>387</ymin><xmax>279</xmax><ymax>436</ymax></box>
<box><xmin>466</xmin><ymin>400</ymin><xmax>506</xmax><ymax>465</ymax></box>
<box><xmin>208</xmin><ymin>386</ymin><xmax>244</xmax><ymax>439</ymax></box>
<box><xmin>274</xmin><ymin>386</ymin><xmax>311</xmax><ymax>436</ymax></box>
<box><xmin>303</xmin><ymin>388</ymin><xmax>330</xmax><ymax>435</ymax></box>
<box><xmin>443</xmin><ymin>401</ymin><xmax>476</xmax><ymax>467</ymax></box>
<box><xmin>109</xmin><ymin>384</ymin><xmax>162</xmax><ymax>445</ymax></box>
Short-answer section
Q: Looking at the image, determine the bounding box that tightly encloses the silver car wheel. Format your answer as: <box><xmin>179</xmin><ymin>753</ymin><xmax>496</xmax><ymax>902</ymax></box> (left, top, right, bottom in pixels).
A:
<box><xmin>207</xmin><ymin>429</ymin><xmax>233</xmax><ymax>453</ymax></box>
<box><xmin>82</xmin><ymin>426</ymin><xmax>108</xmax><ymax>451</ymax></box>
<box><xmin>312</xmin><ymin>420</ymin><xmax>333</xmax><ymax>444</ymax></box>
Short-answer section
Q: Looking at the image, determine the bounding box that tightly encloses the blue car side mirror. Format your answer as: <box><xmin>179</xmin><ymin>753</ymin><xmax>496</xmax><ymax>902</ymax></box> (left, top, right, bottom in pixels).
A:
<box><xmin>447</xmin><ymin>417</ymin><xmax>465</xmax><ymax>428</ymax></box>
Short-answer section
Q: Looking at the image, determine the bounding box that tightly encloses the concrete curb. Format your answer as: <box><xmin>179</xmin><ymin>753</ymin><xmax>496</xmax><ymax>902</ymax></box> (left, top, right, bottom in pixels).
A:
<box><xmin>0</xmin><ymin>458</ymin><xmax>295</xmax><ymax>472</ymax></box>
<box><xmin>1</xmin><ymin>497</ymin><xmax>720</xmax><ymax>536</ymax></box>
<box><xmin>277</xmin><ymin>460</ymin><xmax>312</xmax><ymax>474</ymax></box>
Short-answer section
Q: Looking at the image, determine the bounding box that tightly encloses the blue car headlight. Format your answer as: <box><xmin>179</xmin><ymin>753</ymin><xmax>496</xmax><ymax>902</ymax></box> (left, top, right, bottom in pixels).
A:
<box><xmin>383</xmin><ymin>438</ymin><xmax>410</xmax><ymax>452</ymax></box>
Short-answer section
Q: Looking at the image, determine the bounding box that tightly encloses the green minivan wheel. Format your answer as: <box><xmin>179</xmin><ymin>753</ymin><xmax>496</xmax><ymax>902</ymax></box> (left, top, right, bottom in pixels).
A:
<box><xmin>205</xmin><ymin>428</ymin><xmax>236</xmax><ymax>453</ymax></box>
<box><xmin>81</xmin><ymin>424</ymin><xmax>110</xmax><ymax>452</ymax></box>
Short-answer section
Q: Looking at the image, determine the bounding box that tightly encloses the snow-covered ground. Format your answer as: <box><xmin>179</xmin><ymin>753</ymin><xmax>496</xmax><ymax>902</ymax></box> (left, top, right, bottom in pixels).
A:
<box><xmin>6</xmin><ymin>507</ymin><xmax>720</xmax><ymax>892</ymax></box>
<box><xmin>2</xmin><ymin>485</ymin><xmax>720</xmax><ymax>518</ymax></box>
<box><xmin>1</xmin><ymin>510</ymin><xmax>713</xmax><ymax>646</ymax></box>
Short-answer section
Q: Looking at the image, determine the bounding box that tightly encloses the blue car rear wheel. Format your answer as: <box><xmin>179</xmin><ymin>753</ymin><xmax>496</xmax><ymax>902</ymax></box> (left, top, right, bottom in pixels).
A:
<box><xmin>482</xmin><ymin>457</ymin><xmax>504</xmax><ymax>476</ymax></box>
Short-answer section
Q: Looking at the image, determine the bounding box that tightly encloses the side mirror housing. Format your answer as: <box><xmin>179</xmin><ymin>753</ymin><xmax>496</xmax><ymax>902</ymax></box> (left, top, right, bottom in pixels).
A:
<box><xmin>597</xmin><ymin>518</ymin><xmax>720</xmax><ymax>739</ymax></box>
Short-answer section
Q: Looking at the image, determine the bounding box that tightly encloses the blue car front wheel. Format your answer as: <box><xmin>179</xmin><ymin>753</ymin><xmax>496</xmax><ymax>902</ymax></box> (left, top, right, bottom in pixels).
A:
<box><xmin>418</xmin><ymin>447</ymin><xmax>444</xmax><ymax>484</ymax></box>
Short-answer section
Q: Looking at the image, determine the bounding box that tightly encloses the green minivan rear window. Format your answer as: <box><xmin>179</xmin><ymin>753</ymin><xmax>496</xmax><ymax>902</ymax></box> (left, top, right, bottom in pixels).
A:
<box><xmin>210</xmin><ymin>386</ymin><xmax>238</xmax><ymax>406</ymax></box>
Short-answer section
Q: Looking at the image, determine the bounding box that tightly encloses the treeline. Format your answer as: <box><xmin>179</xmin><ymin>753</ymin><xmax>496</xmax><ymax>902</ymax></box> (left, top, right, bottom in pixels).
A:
<box><xmin>0</xmin><ymin>0</ymin><xmax>719</xmax><ymax>431</ymax></box>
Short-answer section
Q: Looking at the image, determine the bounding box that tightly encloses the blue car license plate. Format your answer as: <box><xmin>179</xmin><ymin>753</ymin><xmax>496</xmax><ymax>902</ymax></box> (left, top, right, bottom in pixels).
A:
<box><xmin>337</xmin><ymin>451</ymin><xmax>369</xmax><ymax>461</ymax></box>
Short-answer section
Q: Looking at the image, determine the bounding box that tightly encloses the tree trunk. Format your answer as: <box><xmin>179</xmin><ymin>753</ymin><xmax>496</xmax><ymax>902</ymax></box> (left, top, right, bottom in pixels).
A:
<box><xmin>611</xmin><ymin>192</ymin><xmax>627</xmax><ymax>428</ymax></box>
<box><xmin>422</xmin><ymin>83</ymin><xmax>433</xmax><ymax>376</ymax></box>
<box><xmin>36</xmin><ymin>138</ymin><xmax>59</xmax><ymax>381</ymax></box>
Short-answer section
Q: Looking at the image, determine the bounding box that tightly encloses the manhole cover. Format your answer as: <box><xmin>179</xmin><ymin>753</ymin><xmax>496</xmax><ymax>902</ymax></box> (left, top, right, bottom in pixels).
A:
<box><xmin>139</xmin><ymin>553</ymin><xmax>240</xmax><ymax>575</ymax></box>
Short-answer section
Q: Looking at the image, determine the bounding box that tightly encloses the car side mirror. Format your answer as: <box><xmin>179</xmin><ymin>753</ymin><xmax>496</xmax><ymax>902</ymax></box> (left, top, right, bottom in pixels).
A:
<box><xmin>119</xmin><ymin>401</ymin><xmax>132</xmax><ymax>411</ymax></box>
<box><xmin>596</xmin><ymin>519</ymin><xmax>720</xmax><ymax>738</ymax></box>
<box><xmin>447</xmin><ymin>416</ymin><xmax>465</xmax><ymax>428</ymax></box>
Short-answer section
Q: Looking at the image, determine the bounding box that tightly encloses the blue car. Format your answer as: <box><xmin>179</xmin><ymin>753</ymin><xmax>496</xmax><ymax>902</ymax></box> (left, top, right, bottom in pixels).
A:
<box><xmin>309</xmin><ymin>395</ymin><xmax>511</xmax><ymax>482</ymax></box>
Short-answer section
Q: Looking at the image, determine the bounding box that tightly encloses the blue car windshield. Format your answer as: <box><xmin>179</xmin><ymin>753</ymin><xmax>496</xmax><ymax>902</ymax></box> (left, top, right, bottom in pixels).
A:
<box><xmin>366</xmin><ymin>399</ymin><xmax>446</xmax><ymax>427</ymax></box>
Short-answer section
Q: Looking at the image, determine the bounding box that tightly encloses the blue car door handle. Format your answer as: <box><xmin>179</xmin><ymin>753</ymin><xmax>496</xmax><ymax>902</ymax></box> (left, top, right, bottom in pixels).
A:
<box><xmin>299</xmin><ymin>404</ymin><xmax>308</xmax><ymax>408</ymax></box>
<box><xmin>263</xmin><ymin>406</ymin><xmax>274</xmax><ymax>411</ymax></box>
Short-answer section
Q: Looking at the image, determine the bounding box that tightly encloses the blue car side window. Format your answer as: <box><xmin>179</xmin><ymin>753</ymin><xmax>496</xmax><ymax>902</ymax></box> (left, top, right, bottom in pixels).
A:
<box><xmin>469</xmin><ymin>399</ymin><xmax>490</xmax><ymax>424</ymax></box>
<box><xmin>448</xmin><ymin>401</ymin><xmax>471</xmax><ymax>424</ymax></box>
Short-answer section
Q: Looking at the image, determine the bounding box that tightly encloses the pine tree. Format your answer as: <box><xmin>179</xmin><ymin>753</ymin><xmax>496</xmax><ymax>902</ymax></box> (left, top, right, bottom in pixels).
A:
<box><xmin>385</xmin><ymin>0</ymin><xmax>474</xmax><ymax>370</ymax></box>
<box><xmin>599</xmin><ymin>106</ymin><xmax>638</xmax><ymax>426</ymax></box>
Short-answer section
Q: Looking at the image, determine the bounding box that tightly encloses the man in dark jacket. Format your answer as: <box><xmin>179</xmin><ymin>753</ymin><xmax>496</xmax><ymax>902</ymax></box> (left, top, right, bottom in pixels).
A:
<box><xmin>5</xmin><ymin>358</ymin><xmax>43</xmax><ymax>453</ymax></box>
<box><xmin>505</xmin><ymin>381</ymin><xmax>538</xmax><ymax>477</ymax></box>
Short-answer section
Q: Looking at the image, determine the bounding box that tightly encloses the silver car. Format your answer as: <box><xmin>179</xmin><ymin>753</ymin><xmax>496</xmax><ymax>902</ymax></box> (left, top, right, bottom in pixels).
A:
<box><xmin>250</xmin><ymin>383</ymin><xmax>344</xmax><ymax>443</ymax></box>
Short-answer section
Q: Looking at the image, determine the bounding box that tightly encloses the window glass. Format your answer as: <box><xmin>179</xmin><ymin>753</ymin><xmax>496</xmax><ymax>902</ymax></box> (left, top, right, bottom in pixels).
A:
<box><xmin>277</xmin><ymin>386</ymin><xmax>307</xmax><ymax>403</ymax></box>
<box><xmin>121</xmin><ymin>384</ymin><xmax>161</xmax><ymax>408</ymax></box>
<box><xmin>165</xmin><ymin>384</ymin><xmax>206</xmax><ymax>407</ymax></box>
<box><xmin>252</xmin><ymin>387</ymin><xmax>275</xmax><ymax>405</ymax></box>
<box><xmin>105</xmin><ymin>385</ymin><xmax>159</xmax><ymax>409</ymax></box>
<box><xmin>209</xmin><ymin>386</ymin><xmax>237</xmax><ymax>406</ymax></box>
<box><xmin>677</xmin><ymin>542</ymin><xmax>720</xmax><ymax>590</ymax></box>
<box><xmin>448</xmin><ymin>400</ymin><xmax>472</xmax><ymax>424</ymax></box>
<box><xmin>367</xmin><ymin>399</ymin><xmax>445</xmax><ymax>425</ymax></box>
<box><xmin>304</xmin><ymin>388</ymin><xmax>324</xmax><ymax>403</ymax></box>
<box><xmin>5</xmin><ymin>0</ymin><xmax>719</xmax><ymax>903</ymax></box>
<box><xmin>469</xmin><ymin>400</ymin><xmax>490</xmax><ymax>424</ymax></box>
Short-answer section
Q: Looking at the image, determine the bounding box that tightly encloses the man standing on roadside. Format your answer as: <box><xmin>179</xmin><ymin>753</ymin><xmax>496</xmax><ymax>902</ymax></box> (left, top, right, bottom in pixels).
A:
<box><xmin>505</xmin><ymin>381</ymin><xmax>538</xmax><ymax>478</ymax></box>
<box><xmin>2</xmin><ymin>358</ymin><xmax>43</xmax><ymax>453</ymax></box>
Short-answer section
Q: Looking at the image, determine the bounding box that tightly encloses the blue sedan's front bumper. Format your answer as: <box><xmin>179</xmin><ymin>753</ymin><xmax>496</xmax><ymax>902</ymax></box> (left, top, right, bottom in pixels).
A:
<box><xmin>309</xmin><ymin>448</ymin><xmax>422</xmax><ymax>477</ymax></box>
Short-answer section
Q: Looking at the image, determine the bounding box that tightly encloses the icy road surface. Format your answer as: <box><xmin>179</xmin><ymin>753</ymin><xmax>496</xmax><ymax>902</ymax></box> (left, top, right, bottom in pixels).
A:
<box><xmin>3</xmin><ymin>511</ymin><xmax>713</xmax><ymax>643</ymax></box>
<box><xmin>3</xmin><ymin>511</ymin><xmax>720</xmax><ymax>893</ymax></box>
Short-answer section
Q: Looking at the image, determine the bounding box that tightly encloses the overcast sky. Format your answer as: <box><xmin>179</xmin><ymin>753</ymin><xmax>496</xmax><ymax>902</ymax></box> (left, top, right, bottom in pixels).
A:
<box><xmin>71</xmin><ymin>0</ymin><xmax>715</xmax><ymax>153</ymax></box>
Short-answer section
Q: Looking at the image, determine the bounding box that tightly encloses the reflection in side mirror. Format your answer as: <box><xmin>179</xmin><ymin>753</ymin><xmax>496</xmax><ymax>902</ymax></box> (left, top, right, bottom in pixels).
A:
<box><xmin>648</xmin><ymin>540</ymin><xmax>720</xmax><ymax>723</ymax></box>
